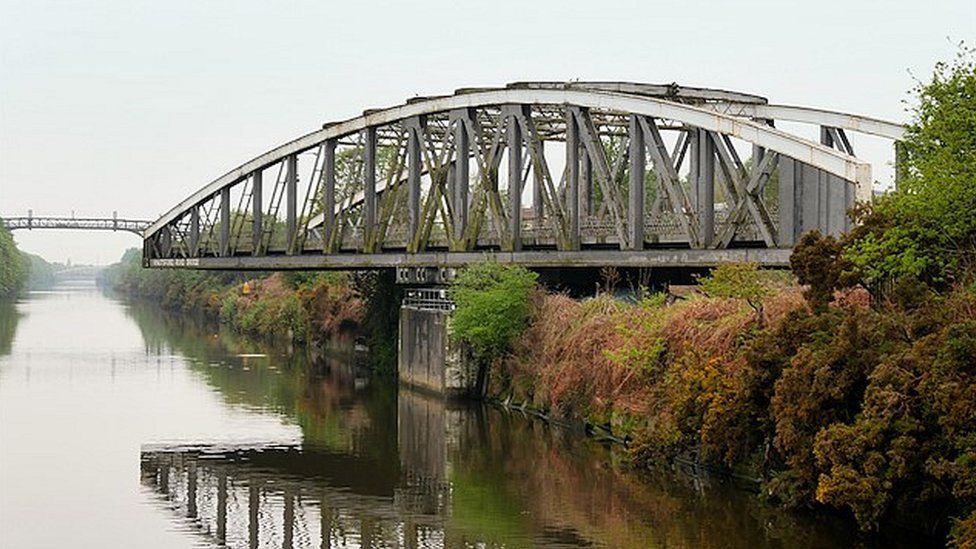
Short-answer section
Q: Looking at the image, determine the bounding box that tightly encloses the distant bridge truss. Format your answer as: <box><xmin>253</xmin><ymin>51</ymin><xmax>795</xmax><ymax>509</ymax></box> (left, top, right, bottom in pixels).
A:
<box><xmin>142</xmin><ymin>82</ymin><xmax>905</xmax><ymax>270</ymax></box>
<box><xmin>2</xmin><ymin>213</ymin><xmax>151</xmax><ymax>236</ymax></box>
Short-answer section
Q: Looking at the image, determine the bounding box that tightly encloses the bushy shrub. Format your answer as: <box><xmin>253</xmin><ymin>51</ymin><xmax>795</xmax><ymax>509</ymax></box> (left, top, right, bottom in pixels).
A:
<box><xmin>695</xmin><ymin>263</ymin><xmax>777</xmax><ymax>325</ymax></box>
<box><xmin>450</xmin><ymin>262</ymin><xmax>538</xmax><ymax>360</ymax></box>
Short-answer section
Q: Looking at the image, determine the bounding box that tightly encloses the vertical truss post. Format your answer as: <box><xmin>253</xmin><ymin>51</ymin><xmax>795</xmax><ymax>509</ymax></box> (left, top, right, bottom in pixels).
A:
<box><xmin>696</xmin><ymin>130</ymin><xmax>715</xmax><ymax>247</ymax></box>
<box><xmin>532</xmin><ymin>143</ymin><xmax>544</xmax><ymax>221</ymax></box>
<box><xmin>565</xmin><ymin>109</ymin><xmax>580</xmax><ymax>250</ymax></box>
<box><xmin>628</xmin><ymin>115</ymin><xmax>645</xmax><ymax>250</ymax></box>
<box><xmin>405</xmin><ymin>117</ymin><xmax>423</xmax><ymax>251</ymax></box>
<box><xmin>452</xmin><ymin>112</ymin><xmax>470</xmax><ymax>246</ymax></box>
<box><xmin>688</xmin><ymin>128</ymin><xmax>700</xmax><ymax>212</ymax></box>
<box><xmin>161</xmin><ymin>226</ymin><xmax>172</xmax><ymax>257</ymax></box>
<box><xmin>189</xmin><ymin>205</ymin><xmax>200</xmax><ymax>257</ymax></box>
<box><xmin>506</xmin><ymin>109</ymin><xmax>523</xmax><ymax>251</ymax></box>
<box><xmin>285</xmin><ymin>154</ymin><xmax>297</xmax><ymax>254</ymax></box>
<box><xmin>778</xmin><ymin>157</ymin><xmax>797</xmax><ymax>247</ymax></box>
<box><xmin>580</xmin><ymin>152</ymin><xmax>592</xmax><ymax>216</ymax></box>
<box><xmin>252</xmin><ymin>171</ymin><xmax>263</xmax><ymax>255</ymax></box>
<box><xmin>220</xmin><ymin>186</ymin><xmax>230</xmax><ymax>256</ymax></box>
<box><xmin>323</xmin><ymin>139</ymin><xmax>336</xmax><ymax>253</ymax></box>
<box><xmin>364</xmin><ymin>126</ymin><xmax>377</xmax><ymax>251</ymax></box>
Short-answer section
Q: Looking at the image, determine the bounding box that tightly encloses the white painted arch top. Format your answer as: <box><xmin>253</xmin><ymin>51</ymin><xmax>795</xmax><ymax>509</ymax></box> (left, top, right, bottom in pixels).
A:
<box><xmin>147</xmin><ymin>88</ymin><xmax>903</xmax><ymax>237</ymax></box>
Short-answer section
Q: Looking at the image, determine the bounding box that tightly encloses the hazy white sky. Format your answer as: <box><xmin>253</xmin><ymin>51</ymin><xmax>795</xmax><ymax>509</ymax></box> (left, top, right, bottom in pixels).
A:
<box><xmin>1</xmin><ymin>0</ymin><xmax>973</xmax><ymax>264</ymax></box>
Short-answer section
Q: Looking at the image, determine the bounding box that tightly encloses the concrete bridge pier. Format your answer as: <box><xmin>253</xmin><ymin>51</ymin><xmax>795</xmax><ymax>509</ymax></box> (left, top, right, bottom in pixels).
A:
<box><xmin>397</xmin><ymin>287</ymin><xmax>482</xmax><ymax>399</ymax></box>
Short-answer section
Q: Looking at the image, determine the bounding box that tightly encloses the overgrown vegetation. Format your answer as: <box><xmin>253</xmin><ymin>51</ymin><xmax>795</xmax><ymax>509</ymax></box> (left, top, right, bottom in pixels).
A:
<box><xmin>0</xmin><ymin>221</ymin><xmax>29</xmax><ymax>298</ymax></box>
<box><xmin>0</xmin><ymin>221</ymin><xmax>56</xmax><ymax>296</ymax></box>
<box><xmin>103</xmin><ymin>248</ymin><xmax>363</xmax><ymax>346</ymax></box>
<box><xmin>450</xmin><ymin>262</ymin><xmax>538</xmax><ymax>360</ymax></box>
<box><xmin>479</xmin><ymin>47</ymin><xmax>976</xmax><ymax>545</ymax></box>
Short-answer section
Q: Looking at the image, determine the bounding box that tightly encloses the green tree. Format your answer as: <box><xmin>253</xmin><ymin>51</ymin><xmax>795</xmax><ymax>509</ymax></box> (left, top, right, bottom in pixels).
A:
<box><xmin>790</xmin><ymin>231</ymin><xmax>846</xmax><ymax>310</ymax></box>
<box><xmin>0</xmin><ymin>221</ymin><xmax>28</xmax><ymax>298</ymax></box>
<box><xmin>696</xmin><ymin>263</ymin><xmax>773</xmax><ymax>325</ymax></box>
<box><xmin>450</xmin><ymin>262</ymin><xmax>538</xmax><ymax>359</ymax></box>
<box><xmin>844</xmin><ymin>45</ymin><xmax>976</xmax><ymax>289</ymax></box>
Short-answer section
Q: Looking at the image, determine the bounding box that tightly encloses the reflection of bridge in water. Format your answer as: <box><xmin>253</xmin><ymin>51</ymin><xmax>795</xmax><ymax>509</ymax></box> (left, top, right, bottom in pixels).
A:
<box><xmin>132</xmin><ymin>302</ymin><xmax>865</xmax><ymax>548</ymax></box>
<box><xmin>140</xmin><ymin>393</ymin><xmax>481</xmax><ymax>548</ymax></box>
<box><xmin>141</xmin><ymin>389</ymin><xmax>862</xmax><ymax>548</ymax></box>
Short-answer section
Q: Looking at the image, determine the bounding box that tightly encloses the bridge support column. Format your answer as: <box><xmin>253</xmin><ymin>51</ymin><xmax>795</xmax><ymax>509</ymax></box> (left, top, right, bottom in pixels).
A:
<box><xmin>398</xmin><ymin>289</ymin><xmax>482</xmax><ymax>399</ymax></box>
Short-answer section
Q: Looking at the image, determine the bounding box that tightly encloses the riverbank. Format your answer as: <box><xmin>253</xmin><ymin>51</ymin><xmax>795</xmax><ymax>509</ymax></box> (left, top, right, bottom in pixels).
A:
<box><xmin>100</xmin><ymin>248</ymin><xmax>365</xmax><ymax>348</ymax></box>
<box><xmin>463</xmin><ymin>51</ymin><xmax>976</xmax><ymax>546</ymax></box>
<box><xmin>481</xmin><ymin>268</ymin><xmax>974</xmax><ymax>540</ymax></box>
<box><xmin>0</xmin><ymin>220</ymin><xmax>59</xmax><ymax>297</ymax></box>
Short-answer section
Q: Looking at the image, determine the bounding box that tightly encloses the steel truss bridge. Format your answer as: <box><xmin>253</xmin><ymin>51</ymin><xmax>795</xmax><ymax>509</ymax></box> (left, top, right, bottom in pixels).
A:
<box><xmin>143</xmin><ymin>81</ymin><xmax>905</xmax><ymax>270</ymax></box>
<box><xmin>2</xmin><ymin>213</ymin><xmax>151</xmax><ymax>236</ymax></box>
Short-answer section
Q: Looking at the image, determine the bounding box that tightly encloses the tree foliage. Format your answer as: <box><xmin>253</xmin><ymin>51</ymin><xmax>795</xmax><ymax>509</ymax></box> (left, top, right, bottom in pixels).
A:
<box><xmin>844</xmin><ymin>46</ymin><xmax>976</xmax><ymax>290</ymax></box>
<box><xmin>450</xmin><ymin>262</ymin><xmax>538</xmax><ymax>359</ymax></box>
<box><xmin>790</xmin><ymin>231</ymin><xmax>847</xmax><ymax>310</ymax></box>
<box><xmin>0</xmin><ymin>221</ymin><xmax>28</xmax><ymax>298</ymax></box>
<box><xmin>696</xmin><ymin>263</ymin><xmax>775</xmax><ymax>322</ymax></box>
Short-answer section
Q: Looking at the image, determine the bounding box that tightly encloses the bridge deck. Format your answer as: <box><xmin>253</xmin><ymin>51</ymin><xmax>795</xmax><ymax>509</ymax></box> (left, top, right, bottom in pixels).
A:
<box><xmin>149</xmin><ymin>248</ymin><xmax>791</xmax><ymax>270</ymax></box>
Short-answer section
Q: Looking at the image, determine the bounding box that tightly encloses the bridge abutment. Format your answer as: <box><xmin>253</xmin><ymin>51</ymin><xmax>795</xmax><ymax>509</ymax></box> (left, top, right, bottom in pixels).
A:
<box><xmin>397</xmin><ymin>287</ymin><xmax>482</xmax><ymax>399</ymax></box>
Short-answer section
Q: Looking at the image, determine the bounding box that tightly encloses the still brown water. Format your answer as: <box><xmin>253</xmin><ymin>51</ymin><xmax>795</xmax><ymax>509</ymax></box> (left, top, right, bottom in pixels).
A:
<box><xmin>0</xmin><ymin>281</ymin><xmax>911</xmax><ymax>548</ymax></box>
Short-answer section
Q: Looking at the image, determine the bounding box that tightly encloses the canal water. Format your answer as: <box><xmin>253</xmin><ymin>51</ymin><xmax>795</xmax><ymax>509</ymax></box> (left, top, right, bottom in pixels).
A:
<box><xmin>0</xmin><ymin>281</ymin><xmax>900</xmax><ymax>548</ymax></box>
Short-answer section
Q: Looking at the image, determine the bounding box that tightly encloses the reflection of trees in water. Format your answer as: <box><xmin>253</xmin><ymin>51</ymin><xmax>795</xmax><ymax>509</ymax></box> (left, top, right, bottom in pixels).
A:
<box><xmin>446</xmin><ymin>408</ymin><xmax>864</xmax><ymax>549</ymax></box>
<box><xmin>143</xmin><ymin>393</ymin><xmax>866</xmax><ymax>549</ymax></box>
<box><xmin>128</xmin><ymin>302</ymin><xmax>870</xmax><ymax>548</ymax></box>
<box><xmin>0</xmin><ymin>300</ymin><xmax>20</xmax><ymax>357</ymax></box>
<box><xmin>124</xmin><ymin>300</ymin><xmax>398</xmax><ymax>456</ymax></box>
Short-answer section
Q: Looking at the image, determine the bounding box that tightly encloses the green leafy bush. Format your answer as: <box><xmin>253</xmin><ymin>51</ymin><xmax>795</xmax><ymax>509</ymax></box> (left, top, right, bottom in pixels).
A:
<box><xmin>696</xmin><ymin>262</ymin><xmax>776</xmax><ymax>324</ymax></box>
<box><xmin>844</xmin><ymin>46</ymin><xmax>976</xmax><ymax>291</ymax></box>
<box><xmin>450</xmin><ymin>262</ymin><xmax>538</xmax><ymax>360</ymax></box>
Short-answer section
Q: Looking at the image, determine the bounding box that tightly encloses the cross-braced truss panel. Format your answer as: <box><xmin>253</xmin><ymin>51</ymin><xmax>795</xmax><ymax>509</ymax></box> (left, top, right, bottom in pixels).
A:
<box><xmin>143</xmin><ymin>84</ymin><xmax>900</xmax><ymax>269</ymax></box>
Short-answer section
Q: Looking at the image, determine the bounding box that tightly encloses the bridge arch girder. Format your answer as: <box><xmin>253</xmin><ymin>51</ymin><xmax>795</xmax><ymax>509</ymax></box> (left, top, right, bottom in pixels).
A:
<box><xmin>144</xmin><ymin>84</ymin><xmax>903</xmax><ymax>269</ymax></box>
